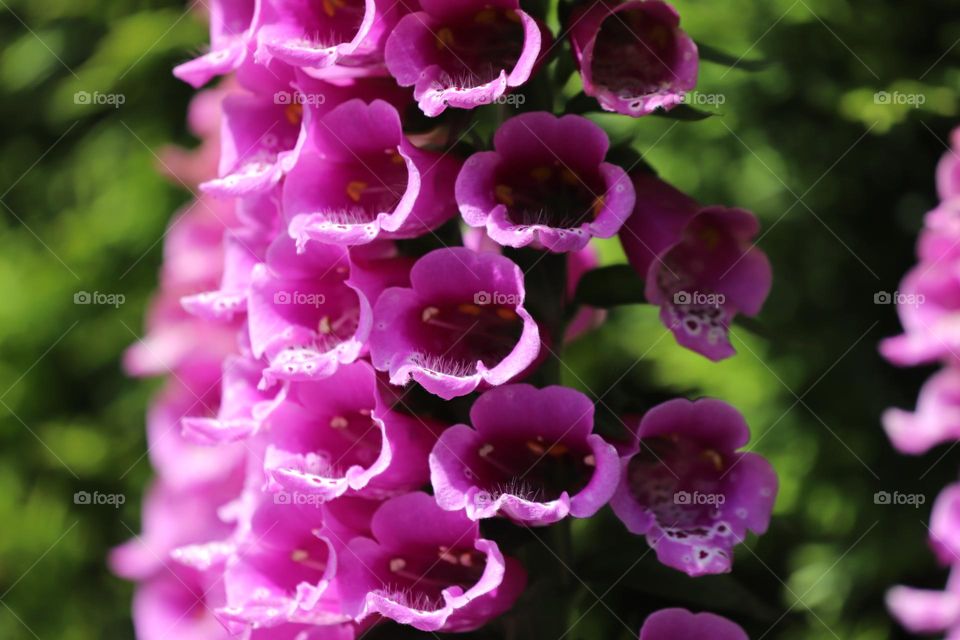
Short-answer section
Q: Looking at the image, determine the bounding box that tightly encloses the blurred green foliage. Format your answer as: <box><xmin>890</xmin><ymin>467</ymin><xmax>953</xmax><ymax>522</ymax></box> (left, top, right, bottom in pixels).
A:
<box><xmin>0</xmin><ymin>0</ymin><xmax>957</xmax><ymax>638</ymax></box>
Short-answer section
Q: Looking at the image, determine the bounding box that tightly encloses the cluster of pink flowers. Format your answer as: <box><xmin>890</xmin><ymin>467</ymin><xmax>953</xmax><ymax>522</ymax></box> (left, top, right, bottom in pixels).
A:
<box><xmin>113</xmin><ymin>1</ymin><xmax>776</xmax><ymax>638</ymax></box>
<box><xmin>882</xmin><ymin>128</ymin><xmax>960</xmax><ymax>637</ymax></box>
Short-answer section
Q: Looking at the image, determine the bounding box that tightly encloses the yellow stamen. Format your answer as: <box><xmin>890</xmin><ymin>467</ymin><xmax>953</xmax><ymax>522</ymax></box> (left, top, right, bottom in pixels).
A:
<box><xmin>330</xmin><ymin>416</ymin><xmax>349</xmax><ymax>430</ymax></box>
<box><xmin>495</xmin><ymin>184</ymin><xmax>515</xmax><ymax>206</ymax></box>
<box><xmin>583</xmin><ymin>454</ymin><xmax>596</xmax><ymax>467</ymax></box>
<box><xmin>322</xmin><ymin>0</ymin><xmax>345</xmax><ymax>17</ymax></box>
<box><xmin>421</xmin><ymin>306</ymin><xmax>440</xmax><ymax>323</ymax></box>
<box><xmin>318</xmin><ymin>316</ymin><xmax>332</xmax><ymax>334</ymax></box>
<box><xmin>457</xmin><ymin>303</ymin><xmax>482</xmax><ymax>316</ymax></box>
<box><xmin>346</xmin><ymin>180</ymin><xmax>368</xmax><ymax>203</ymax></box>
<box><xmin>530</xmin><ymin>166</ymin><xmax>553</xmax><ymax>182</ymax></box>
<box><xmin>389</xmin><ymin>558</ymin><xmax>406</xmax><ymax>573</ymax></box>
<box><xmin>701</xmin><ymin>449</ymin><xmax>725</xmax><ymax>471</ymax></box>
<box><xmin>436</xmin><ymin>27</ymin><xmax>455</xmax><ymax>50</ymax></box>
<box><xmin>478</xmin><ymin>443</ymin><xmax>495</xmax><ymax>457</ymax></box>
<box><xmin>495</xmin><ymin>307</ymin><xmax>517</xmax><ymax>321</ymax></box>
<box><xmin>474</xmin><ymin>8</ymin><xmax>497</xmax><ymax>24</ymax></box>
<box><xmin>284</xmin><ymin>103</ymin><xmax>303</xmax><ymax>126</ymax></box>
<box><xmin>291</xmin><ymin>549</ymin><xmax>309</xmax><ymax>563</ymax></box>
<box><xmin>592</xmin><ymin>195</ymin><xmax>606</xmax><ymax>218</ymax></box>
<box><xmin>561</xmin><ymin>168</ymin><xmax>580</xmax><ymax>185</ymax></box>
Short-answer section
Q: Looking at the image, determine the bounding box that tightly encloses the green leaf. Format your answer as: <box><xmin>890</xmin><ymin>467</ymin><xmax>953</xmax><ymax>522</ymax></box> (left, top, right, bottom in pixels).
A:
<box><xmin>653</xmin><ymin>104</ymin><xmax>717</xmax><ymax>121</ymax></box>
<box><xmin>697</xmin><ymin>42</ymin><xmax>769</xmax><ymax>72</ymax></box>
<box><xmin>573</xmin><ymin>264</ymin><xmax>646</xmax><ymax>308</ymax></box>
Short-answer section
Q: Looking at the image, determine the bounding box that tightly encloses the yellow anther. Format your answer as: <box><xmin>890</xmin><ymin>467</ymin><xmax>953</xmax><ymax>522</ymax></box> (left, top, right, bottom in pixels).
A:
<box><xmin>330</xmin><ymin>416</ymin><xmax>349</xmax><ymax>429</ymax></box>
<box><xmin>389</xmin><ymin>558</ymin><xmax>406</xmax><ymax>572</ymax></box>
<box><xmin>318</xmin><ymin>316</ymin><xmax>332</xmax><ymax>334</ymax></box>
<box><xmin>284</xmin><ymin>103</ymin><xmax>303</xmax><ymax>126</ymax></box>
<box><xmin>561</xmin><ymin>168</ymin><xmax>580</xmax><ymax>185</ymax></box>
<box><xmin>421</xmin><ymin>306</ymin><xmax>440</xmax><ymax>323</ymax></box>
<box><xmin>346</xmin><ymin>180</ymin><xmax>368</xmax><ymax>203</ymax></box>
<box><xmin>436</xmin><ymin>27</ymin><xmax>455</xmax><ymax>50</ymax></box>
<box><xmin>504</xmin><ymin>9</ymin><xmax>521</xmax><ymax>23</ymax></box>
<box><xmin>495</xmin><ymin>184</ymin><xmax>515</xmax><ymax>206</ymax></box>
<box><xmin>592</xmin><ymin>195</ymin><xmax>606</xmax><ymax>218</ymax></box>
<box><xmin>323</xmin><ymin>0</ymin><xmax>345</xmax><ymax>17</ymax></box>
<box><xmin>583</xmin><ymin>454</ymin><xmax>596</xmax><ymax>467</ymax></box>
<box><xmin>457</xmin><ymin>303</ymin><xmax>482</xmax><ymax>316</ymax></box>
<box><xmin>530</xmin><ymin>166</ymin><xmax>553</xmax><ymax>182</ymax></box>
<box><xmin>474</xmin><ymin>8</ymin><xmax>497</xmax><ymax>24</ymax></box>
<box><xmin>526</xmin><ymin>440</ymin><xmax>545</xmax><ymax>455</ymax></box>
<box><xmin>291</xmin><ymin>549</ymin><xmax>309</xmax><ymax>563</ymax></box>
<box><xmin>478</xmin><ymin>443</ymin><xmax>495</xmax><ymax>457</ymax></box>
<box><xmin>495</xmin><ymin>307</ymin><xmax>517</xmax><ymax>321</ymax></box>
<box><xmin>701</xmin><ymin>449</ymin><xmax>725</xmax><ymax>471</ymax></box>
<box><xmin>386</xmin><ymin>149</ymin><xmax>405</xmax><ymax>164</ymax></box>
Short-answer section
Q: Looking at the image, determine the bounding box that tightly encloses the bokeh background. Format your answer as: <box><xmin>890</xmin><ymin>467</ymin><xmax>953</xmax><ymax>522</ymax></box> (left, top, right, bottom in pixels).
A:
<box><xmin>0</xmin><ymin>0</ymin><xmax>957</xmax><ymax>638</ymax></box>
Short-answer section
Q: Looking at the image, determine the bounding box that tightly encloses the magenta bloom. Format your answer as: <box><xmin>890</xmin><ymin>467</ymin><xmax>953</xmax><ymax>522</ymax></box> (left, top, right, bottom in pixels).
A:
<box><xmin>610</xmin><ymin>398</ymin><xmax>777</xmax><ymax>576</ymax></box>
<box><xmin>285</xmin><ymin>99</ymin><xmax>459</xmax><ymax>246</ymax></box>
<box><xmin>570</xmin><ymin>0</ymin><xmax>698</xmax><ymax>116</ymax></box>
<box><xmin>888</xmin><ymin>569</ymin><xmax>960</xmax><ymax>637</ymax></box>
<box><xmin>216</xmin><ymin>496</ymin><xmax>345</xmax><ymax>629</ymax></box>
<box><xmin>200</xmin><ymin>91</ymin><xmax>305</xmax><ymax>197</ymax></box>
<box><xmin>254</xmin><ymin>0</ymin><xmax>402</xmax><ymax>73</ymax></box>
<box><xmin>340</xmin><ymin>492</ymin><xmax>527</xmax><ymax>632</ymax></box>
<box><xmin>174</xmin><ymin>0</ymin><xmax>256</xmax><ymax>87</ymax></box>
<box><xmin>430</xmin><ymin>384</ymin><xmax>620</xmax><ymax>525</ymax></box>
<box><xmin>132</xmin><ymin>565</ymin><xmax>231</xmax><ymax>640</ymax></box>
<box><xmin>456</xmin><ymin>112</ymin><xmax>635</xmax><ymax>252</ymax></box>
<box><xmin>248</xmin><ymin>234</ymin><xmax>372</xmax><ymax>386</ymax></box>
<box><xmin>930</xmin><ymin>483</ymin><xmax>960</xmax><ymax>565</ymax></box>
<box><xmin>621</xmin><ymin>175</ymin><xmax>771</xmax><ymax>361</ymax></box>
<box><xmin>182</xmin><ymin>231</ymin><xmax>271</xmax><ymax>322</ymax></box>
<box><xmin>639</xmin><ymin>608</ymin><xmax>748</xmax><ymax>640</ymax></box>
<box><xmin>181</xmin><ymin>356</ymin><xmax>276</xmax><ymax>444</ymax></box>
<box><xmin>260</xmin><ymin>360</ymin><xmax>436</xmax><ymax>501</ymax></box>
<box><xmin>384</xmin><ymin>0</ymin><xmax>544</xmax><ymax>116</ymax></box>
<box><xmin>937</xmin><ymin>127</ymin><xmax>960</xmax><ymax>201</ymax></box>
<box><xmin>880</xmin><ymin>262</ymin><xmax>960</xmax><ymax>367</ymax></box>
<box><xmin>882</xmin><ymin>367</ymin><xmax>960</xmax><ymax>455</ymax></box>
<box><xmin>369</xmin><ymin>247</ymin><xmax>540</xmax><ymax>399</ymax></box>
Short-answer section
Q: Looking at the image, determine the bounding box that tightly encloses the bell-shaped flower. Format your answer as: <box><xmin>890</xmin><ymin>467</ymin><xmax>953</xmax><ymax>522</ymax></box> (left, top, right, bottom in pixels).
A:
<box><xmin>369</xmin><ymin>247</ymin><xmax>540</xmax><ymax>399</ymax></box>
<box><xmin>430</xmin><ymin>384</ymin><xmax>620</xmax><ymax>525</ymax></box>
<box><xmin>340</xmin><ymin>491</ymin><xmax>526</xmax><ymax>632</ymax></box>
<box><xmin>639</xmin><ymin>608</ymin><xmax>748</xmax><ymax>640</ymax></box>
<box><xmin>569</xmin><ymin>0</ymin><xmax>697</xmax><ymax>116</ymax></box>
<box><xmin>456</xmin><ymin>112</ymin><xmax>635</xmax><ymax>252</ymax></box>
<box><xmin>384</xmin><ymin>0</ymin><xmax>545</xmax><ymax>116</ymax></box>
<box><xmin>610</xmin><ymin>398</ymin><xmax>777</xmax><ymax>576</ymax></box>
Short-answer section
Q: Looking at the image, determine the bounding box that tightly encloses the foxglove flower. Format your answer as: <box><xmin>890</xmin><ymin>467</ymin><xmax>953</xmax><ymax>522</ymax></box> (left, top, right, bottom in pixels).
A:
<box><xmin>285</xmin><ymin>99</ymin><xmax>459</xmax><ymax>246</ymax></box>
<box><xmin>570</xmin><ymin>0</ymin><xmax>698</xmax><ymax>116</ymax></box>
<box><xmin>882</xmin><ymin>367</ymin><xmax>960</xmax><ymax>455</ymax></box>
<box><xmin>610</xmin><ymin>398</ymin><xmax>777</xmax><ymax>576</ymax></box>
<box><xmin>182</xmin><ymin>231</ymin><xmax>269</xmax><ymax>322</ymax></box>
<box><xmin>620</xmin><ymin>175</ymin><xmax>771</xmax><ymax>361</ymax></box>
<box><xmin>255</xmin><ymin>0</ymin><xmax>403</xmax><ymax>74</ymax></box>
<box><xmin>430</xmin><ymin>384</ymin><xmax>620</xmax><ymax>525</ymax></box>
<box><xmin>200</xmin><ymin>90</ymin><xmax>306</xmax><ymax>197</ymax></box>
<box><xmin>260</xmin><ymin>360</ymin><xmax>437</xmax><ymax>501</ymax></box>
<box><xmin>340</xmin><ymin>491</ymin><xmax>527</xmax><ymax>631</ymax></box>
<box><xmin>384</xmin><ymin>0</ymin><xmax>545</xmax><ymax>116</ymax></box>
<box><xmin>181</xmin><ymin>356</ymin><xmax>275</xmax><ymax>444</ymax></box>
<box><xmin>879</xmin><ymin>261</ymin><xmax>959</xmax><ymax>366</ymax></box>
<box><xmin>930</xmin><ymin>483</ymin><xmax>960</xmax><ymax>565</ymax></box>
<box><xmin>937</xmin><ymin>127</ymin><xmax>960</xmax><ymax>201</ymax></box>
<box><xmin>248</xmin><ymin>234</ymin><xmax>372</xmax><ymax>386</ymax></box>
<box><xmin>639</xmin><ymin>608</ymin><xmax>748</xmax><ymax>640</ymax></box>
<box><xmin>456</xmin><ymin>112</ymin><xmax>635</xmax><ymax>252</ymax></box>
<box><xmin>216</xmin><ymin>496</ymin><xmax>345</xmax><ymax>629</ymax></box>
<box><xmin>175</xmin><ymin>0</ymin><xmax>256</xmax><ymax>87</ymax></box>
<box><xmin>369</xmin><ymin>247</ymin><xmax>540</xmax><ymax>399</ymax></box>
<box><xmin>888</xmin><ymin>569</ymin><xmax>960</xmax><ymax>638</ymax></box>
<box><xmin>132</xmin><ymin>564</ymin><xmax>231</xmax><ymax>640</ymax></box>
